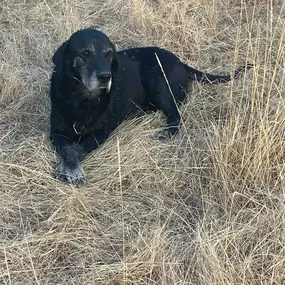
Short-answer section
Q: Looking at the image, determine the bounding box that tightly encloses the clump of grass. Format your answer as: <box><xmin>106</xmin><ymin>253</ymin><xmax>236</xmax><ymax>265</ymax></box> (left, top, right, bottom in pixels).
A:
<box><xmin>1</xmin><ymin>0</ymin><xmax>285</xmax><ymax>284</ymax></box>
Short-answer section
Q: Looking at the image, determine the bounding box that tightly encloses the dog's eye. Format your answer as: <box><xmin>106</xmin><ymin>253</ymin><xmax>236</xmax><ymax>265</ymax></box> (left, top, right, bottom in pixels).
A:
<box><xmin>82</xmin><ymin>50</ymin><xmax>90</xmax><ymax>57</ymax></box>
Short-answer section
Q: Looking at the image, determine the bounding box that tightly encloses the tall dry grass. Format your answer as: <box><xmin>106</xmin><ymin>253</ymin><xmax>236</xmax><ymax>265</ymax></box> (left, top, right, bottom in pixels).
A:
<box><xmin>1</xmin><ymin>0</ymin><xmax>285</xmax><ymax>284</ymax></box>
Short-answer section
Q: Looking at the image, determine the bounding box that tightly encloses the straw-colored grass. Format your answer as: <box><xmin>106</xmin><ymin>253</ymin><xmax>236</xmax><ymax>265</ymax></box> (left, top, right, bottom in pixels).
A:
<box><xmin>1</xmin><ymin>0</ymin><xmax>285</xmax><ymax>284</ymax></box>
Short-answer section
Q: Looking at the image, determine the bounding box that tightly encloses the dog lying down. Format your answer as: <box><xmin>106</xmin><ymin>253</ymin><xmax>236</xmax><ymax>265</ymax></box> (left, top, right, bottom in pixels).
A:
<box><xmin>50</xmin><ymin>28</ymin><xmax>251</xmax><ymax>184</ymax></box>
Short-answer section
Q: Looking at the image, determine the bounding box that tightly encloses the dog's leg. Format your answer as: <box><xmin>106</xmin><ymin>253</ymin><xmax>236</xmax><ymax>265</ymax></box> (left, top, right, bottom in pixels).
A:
<box><xmin>50</xmin><ymin>134</ymin><xmax>85</xmax><ymax>184</ymax></box>
<box><xmin>151</xmin><ymin>79</ymin><xmax>182</xmax><ymax>138</ymax></box>
<box><xmin>75</xmin><ymin>129</ymin><xmax>108</xmax><ymax>161</ymax></box>
<box><xmin>162</xmin><ymin>104</ymin><xmax>181</xmax><ymax>137</ymax></box>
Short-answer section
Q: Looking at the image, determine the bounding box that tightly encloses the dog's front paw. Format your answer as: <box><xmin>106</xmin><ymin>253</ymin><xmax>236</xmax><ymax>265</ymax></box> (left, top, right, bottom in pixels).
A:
<box><xmin>55</xmin><ymin>162</ymin><xmax>85</xmax><ymax>184</ymax></box>
<box><xmin>74</xmin><ymin>144</ymin><xmax>87</xmax><ymax>161</ymax></box>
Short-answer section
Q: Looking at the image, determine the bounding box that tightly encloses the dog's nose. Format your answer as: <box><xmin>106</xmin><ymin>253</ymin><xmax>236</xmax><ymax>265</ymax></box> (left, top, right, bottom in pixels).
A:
<box><xmin>97</xmin><ymin>72</ymin><xmax>111</xmax><ymax>83</ymax></box>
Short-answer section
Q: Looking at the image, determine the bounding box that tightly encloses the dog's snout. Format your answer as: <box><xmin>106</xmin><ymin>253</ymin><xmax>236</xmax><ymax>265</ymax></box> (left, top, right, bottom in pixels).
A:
<box><xmin>97</xmin><ymin>72</ymin><xmax>111</xmax><ymax>83</ymax></box>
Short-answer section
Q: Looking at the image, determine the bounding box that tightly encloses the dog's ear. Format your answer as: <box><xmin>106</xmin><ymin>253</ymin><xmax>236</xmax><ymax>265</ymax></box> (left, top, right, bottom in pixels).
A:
<box><xmin>111</xmin><ymin>44</ymin><xmax>119</xmax><ymax>72</ymax></box>
<box><xmin>111</xmin><ymin>54</ymin><xmax>119</xmax><ymax>72</ymax></box>
<box><xmin>52</xmin><ymin>40</ymin><xmax>69</xmax><ymax>66</ymax></box>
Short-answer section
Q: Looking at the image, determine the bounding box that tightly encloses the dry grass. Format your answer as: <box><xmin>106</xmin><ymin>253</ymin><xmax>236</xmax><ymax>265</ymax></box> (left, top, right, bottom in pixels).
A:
<box><xmin>1</xmin><ymin>0</ymin><xmax>285</xmax><ymax>284</ymax></box>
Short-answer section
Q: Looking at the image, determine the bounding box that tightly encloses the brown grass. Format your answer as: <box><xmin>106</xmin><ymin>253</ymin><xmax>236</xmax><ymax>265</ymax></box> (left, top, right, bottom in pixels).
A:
<box><xmin>1</xmin><ymin>0</ymin><xmax>285</xmax><ymax>284</ymax></box>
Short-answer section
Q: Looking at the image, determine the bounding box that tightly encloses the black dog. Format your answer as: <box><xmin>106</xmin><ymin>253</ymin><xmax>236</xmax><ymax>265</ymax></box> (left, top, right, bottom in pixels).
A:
<box><xmin>50</xmin><ymin>28</ymin><xmax>251</xmax><ymax>184</ymax></box>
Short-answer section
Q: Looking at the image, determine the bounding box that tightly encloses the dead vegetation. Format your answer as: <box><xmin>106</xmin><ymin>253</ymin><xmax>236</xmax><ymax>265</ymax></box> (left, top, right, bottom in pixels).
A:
<box><xmin>1</xmin><ymin>0</ymin><xmax>285</xmax><ymax>284</ymax></box>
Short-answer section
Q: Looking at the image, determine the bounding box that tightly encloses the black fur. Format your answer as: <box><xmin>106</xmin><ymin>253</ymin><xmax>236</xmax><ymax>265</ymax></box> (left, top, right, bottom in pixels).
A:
<box><xmin>50</xmin><ymin>28</ymin><xmax>251</xmax><ymax>184</ymax></box>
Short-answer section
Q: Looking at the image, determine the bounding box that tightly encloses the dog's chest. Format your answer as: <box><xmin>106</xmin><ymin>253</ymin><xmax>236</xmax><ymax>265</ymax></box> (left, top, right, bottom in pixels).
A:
<box><xmin>67</xmin><ymin>98</ymin><xmax>108</xmax><ymax>137</ymax></box>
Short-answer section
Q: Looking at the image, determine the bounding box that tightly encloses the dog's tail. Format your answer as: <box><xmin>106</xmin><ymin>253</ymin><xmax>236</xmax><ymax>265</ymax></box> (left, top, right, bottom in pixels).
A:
<box><xmin>184</xmin><ymin>63</ymin><xmax>253</xmax><ymax>84</ymax></box>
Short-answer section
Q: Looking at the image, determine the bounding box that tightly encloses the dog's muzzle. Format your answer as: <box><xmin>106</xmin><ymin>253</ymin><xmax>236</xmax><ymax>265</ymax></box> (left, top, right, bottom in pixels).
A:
<box><xmin>82</xmin><ymin>72</ymin><xmax>112</xmax><ymax>92</ymax></box>
<box><xmin>97</xmin><ymin>71</ymin><xmax>111</xmax><ymax>84</ymax></box>
<box><xmin>98</xmin><ymin>71</ymin><xmax>112</xmax><ymax>92</ymax></box>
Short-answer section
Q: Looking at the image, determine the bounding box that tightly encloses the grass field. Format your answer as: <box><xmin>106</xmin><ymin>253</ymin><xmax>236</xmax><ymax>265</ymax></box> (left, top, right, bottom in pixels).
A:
<box><xmin>1</xmin><ymin>0</ymin><xmax>285</xmax><ymax>284</ymax></box>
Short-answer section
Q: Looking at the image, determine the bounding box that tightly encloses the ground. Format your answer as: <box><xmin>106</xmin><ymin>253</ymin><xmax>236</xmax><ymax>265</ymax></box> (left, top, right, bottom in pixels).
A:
<box><xmin>1</xmin><ymin>0</ymin><xmax>285</xmax><ymax>284</ymax></box>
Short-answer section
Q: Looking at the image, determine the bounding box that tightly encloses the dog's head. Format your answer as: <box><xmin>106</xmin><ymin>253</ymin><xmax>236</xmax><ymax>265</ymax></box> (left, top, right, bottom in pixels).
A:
<box><xmin>52</xmin><ymin>28</ymin><xmax>118</xmax><ymax>94</ymax></box>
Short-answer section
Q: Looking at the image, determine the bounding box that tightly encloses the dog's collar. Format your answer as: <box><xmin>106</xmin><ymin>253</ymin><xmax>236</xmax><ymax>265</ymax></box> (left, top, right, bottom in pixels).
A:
<box><xmin>73</xmin><ymin>122</ymin><xmax>85</xmax><ymax>135</ymax></box>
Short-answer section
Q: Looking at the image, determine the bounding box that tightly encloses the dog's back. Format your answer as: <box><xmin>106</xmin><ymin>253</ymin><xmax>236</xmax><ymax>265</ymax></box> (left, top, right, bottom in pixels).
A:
<box><xmin>119</xmin><ymin>47</ymin><xmax>189</xmax><ymax>105</ymax></box>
